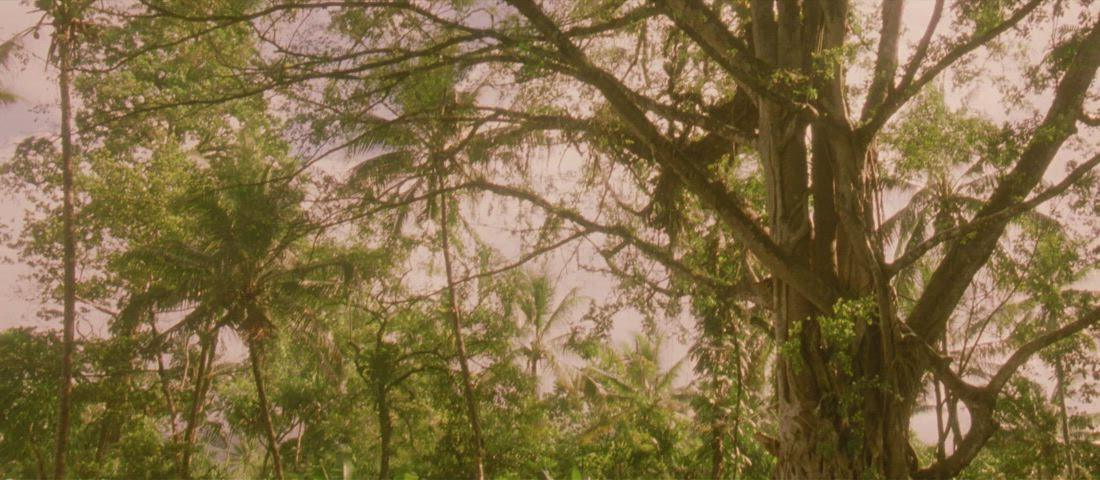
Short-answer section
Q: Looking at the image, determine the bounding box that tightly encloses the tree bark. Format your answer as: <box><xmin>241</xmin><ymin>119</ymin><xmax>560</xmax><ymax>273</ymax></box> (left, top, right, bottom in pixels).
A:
<box><xmin>751</xmin><ymin>2</ymin><xmax>847</xmax><ymax>477</ymax></box>
<box><xmin>52</xmin><ymin>7</ymin><xmax>77</xmax><ymax>479</ymax></box>
<box><xmin>249</xmin><ymin>342</ymin><xmax>285</xmax><ymax>480</ymax></box>
<box><xmin>751</xmin><ymin>2</ymin><xmax>919</xmax><ymax>478</ymax></box>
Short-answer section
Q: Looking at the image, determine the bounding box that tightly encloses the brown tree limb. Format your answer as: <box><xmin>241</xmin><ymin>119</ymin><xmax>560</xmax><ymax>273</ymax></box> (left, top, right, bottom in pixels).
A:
<box><xmin>894</xmin><ymin>0</ymin><xmax>945</xmax><ymax>107</ymax></box>
<box><xmin>908</xmin><ymin>19</ymin><xmax>1100</xmax><ymax>340</ymax></box>
<box><xmin>914</xmin><ymin>304</ymin><xmax>1100</xmax><ymax>479</ymax></box>
<box><xmin>985</xmin><ymin>306</ymin><xmax>1100</xmax><ymax>396</ymax></box>
<box><xmin>861</xmin><ymin>0</ymin><xmax>904</xmax><ymax>121</ymax></box>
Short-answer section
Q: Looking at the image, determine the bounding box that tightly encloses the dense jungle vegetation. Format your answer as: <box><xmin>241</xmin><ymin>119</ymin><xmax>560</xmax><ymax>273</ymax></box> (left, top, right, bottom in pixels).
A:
<box><xmin>2</xmin><ymin>0</ymin><xmax>1100</xmax><ymax>478</ymax></box>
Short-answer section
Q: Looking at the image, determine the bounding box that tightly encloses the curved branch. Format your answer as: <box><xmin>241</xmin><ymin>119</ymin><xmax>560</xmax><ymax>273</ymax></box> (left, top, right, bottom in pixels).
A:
<box><xmin>470</xmin><ymin>178</ymin><xmax>734</xmax><ymax>294</ymax></box>
<box><xmin>985</xmin><ymin>305</ymin><xmax>1100</xmax><ymax>396</ymax></box>
<box><xmin>908</xmin><ymin>19</ymin><xmax>1100</xmax><ymax>339</ymax></box>
<box><xmin>861</xmin><ymin>0</ymin><xmax>904</xmax><ymax>121</ymax></box>
<box><xmin>914</xmin><ymin>304</ymin><xmax>1100</xmax><ymax>479</ymax></box>
<box><xmin>894</xmin><ymin>0</ymin><xmax>945</xmax><ymax>106</ymax></box>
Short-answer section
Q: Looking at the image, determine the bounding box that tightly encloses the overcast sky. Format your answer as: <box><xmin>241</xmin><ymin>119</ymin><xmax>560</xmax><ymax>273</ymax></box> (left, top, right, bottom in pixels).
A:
<box><xmin>1</xmin><ymin>1</ymin><xmax>55</xmax><ymax>330</ymax></box>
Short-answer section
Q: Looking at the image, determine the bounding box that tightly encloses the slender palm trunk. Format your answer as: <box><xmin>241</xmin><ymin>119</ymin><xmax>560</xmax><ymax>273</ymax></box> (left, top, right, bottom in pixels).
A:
<box><xmin>295</xmin><ymin>421</ymin><xmax>304</xmax><ymax>469</ymax></box>
<box><xmin>1054</xmin><ymin>357</ymin><xmax>1074</xmax><ymax>473</ymax></box>
<box><xmin>439</xmin><ymin>187</ymin><xmax>486</xmax><ymax>480</ymax></box>
<box><xmin>181</xmin><ymin>333</ymin><xmax>218</xmax><ymax>479</ymax></box>
<box><xmin>53</xmin><ymin>12</ymin><xmax>78</xmax><ymax>479</ymax></box>
<box><xmin>249</xmin><ymin>342</ymin><xmax>285</xmax><ymax>480</ymax></box>
<box><xmin>151</xmin><ymin>321</ymin><xmax>180</xmax><ymax>439</ymax></box>
<box><xmin>529</xmin><ymin>353</ymin><xmax>540</xmax><ymax>398</ymax></box>
<box><xmin>709</xmin><ymin>411</ymin><xmax>725</xmax><ymax>480</ymax></box>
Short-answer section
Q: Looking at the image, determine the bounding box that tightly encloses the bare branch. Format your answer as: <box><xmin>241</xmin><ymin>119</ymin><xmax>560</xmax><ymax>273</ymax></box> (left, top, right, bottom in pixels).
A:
<box><xmin>470</xmin><ymin>178</ymin><xmax>735</xmax><ymax>294</ymax></box>
<box><xmin>986</xmin><ymin>305</ymin><xmax>1100</xmax><ymax>396</ymax></box>
<box><xmin>895</xmin><ymin>0</ymin><xmax>945</xmax><ymax>102</ymax></box>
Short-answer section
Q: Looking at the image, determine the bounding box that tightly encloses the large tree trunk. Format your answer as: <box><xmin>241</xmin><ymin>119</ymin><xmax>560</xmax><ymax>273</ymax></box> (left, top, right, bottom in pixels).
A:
<box><xmin>751</xmin><ymin>2</ymin><xmax>917</xmax><ymax>478</ymax></box>
<box><xmin>53</xmin><ymin>9</ymin><xmax>78</xmax><ymax>480</ymax></box>
<box><xmin>249</xmin><ymin>342</ymin><xmax>285</xmax><ymax>480</ymax></box>
<box><xmin>751</xmin><ymin>2</ymin><xmax>841</xmax><ymax>477</ymax></box>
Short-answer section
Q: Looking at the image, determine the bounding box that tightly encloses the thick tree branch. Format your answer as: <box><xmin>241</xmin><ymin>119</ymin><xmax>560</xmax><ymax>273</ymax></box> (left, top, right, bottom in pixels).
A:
<box><xmin>908</xmin><ymin>19</ymin><xmax>1100</xmax><ymax>340</ymax></box>
<box><xmin>861</xmin><ymin>0</ymin><xmax>904</xmax><ymax>121</ymax></box>
<box><xmin>914</xmin><ymin>304</ymin><xmax>1100</xmax><ymax>479</ymax></box>
<box><xmin>986</xmin><ymin>305</ymin><xmax>1100</xmax><ymax>396</ymax></box>
<box><xmin>503</xmin><ymin>0</ymin><xmax>840</xmax><ymax>311</ymax></box>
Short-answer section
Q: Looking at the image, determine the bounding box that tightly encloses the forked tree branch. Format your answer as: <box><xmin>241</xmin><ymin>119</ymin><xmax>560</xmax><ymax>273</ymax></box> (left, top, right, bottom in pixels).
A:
<box><xmin>861</xmin><ymin>0</ymin><xmax>904</xmax><ymax>121</ymax></box>
<box><xmin>914</xmin><ymin>304</ymin><xmax>1100</xmax><ymax>479</ymax></box>
<box><xmin>860</xmin><ymin>0</ymin><xmax>1044</xmax><ymax>139</ymax></box>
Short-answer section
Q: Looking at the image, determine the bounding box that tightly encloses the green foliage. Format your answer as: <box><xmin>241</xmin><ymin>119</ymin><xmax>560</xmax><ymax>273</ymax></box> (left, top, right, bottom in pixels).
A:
<box><xmin>959</xmin><ymin>377</ymin><xmax>1100</xmax><ymax>480</ymax></box>
<box><xmin>819</xmin><ymin>297</ymin><xmax>875</xmax><ymax>375</ymax></box>
<box><xmin>5</xmin><ymin>1</ymin><xmax>1100</xmax><ymax>479</ymax></box>
<box><xmin>0</xmin><ymin>328</ymin><xmax>60</xmax><ymax>479</ymax></box>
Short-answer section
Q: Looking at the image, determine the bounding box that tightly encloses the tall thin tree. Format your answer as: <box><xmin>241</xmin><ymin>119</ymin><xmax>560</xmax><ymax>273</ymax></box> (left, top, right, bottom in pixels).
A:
<box><xmin>437</xmin><ymin>175</ymin><xmax>486</xmax><ymax>480</ymax></box>
<box><xmin>50</xmin><ymin>1</ymin><xmax>78</xmax><ymax>477</ymax></box>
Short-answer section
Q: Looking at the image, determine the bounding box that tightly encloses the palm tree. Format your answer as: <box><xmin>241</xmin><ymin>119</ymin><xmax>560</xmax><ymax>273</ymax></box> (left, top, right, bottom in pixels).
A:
<box><xmin>583</xmin><ymin>334</ymin><xmax>690</xmax><ymax>409</ymax></box>
<box><xmin>0</xmin><ymin>37</ymin><xmax>18</xmax><ymax>105</ymax></box>
<box><xmin>123</xmin><ymin>157</ymin><xmax>348</xmax><ymax>479</ymax></box>
<box><xmin>555</xmin><ymin>333</ymin><xmax>694</xmax><ymax>477</ymax></box>
<box><xmin>514</xmin><ymin>270</ymin><xmax>585</xmax><ymax>396</ymax></box>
